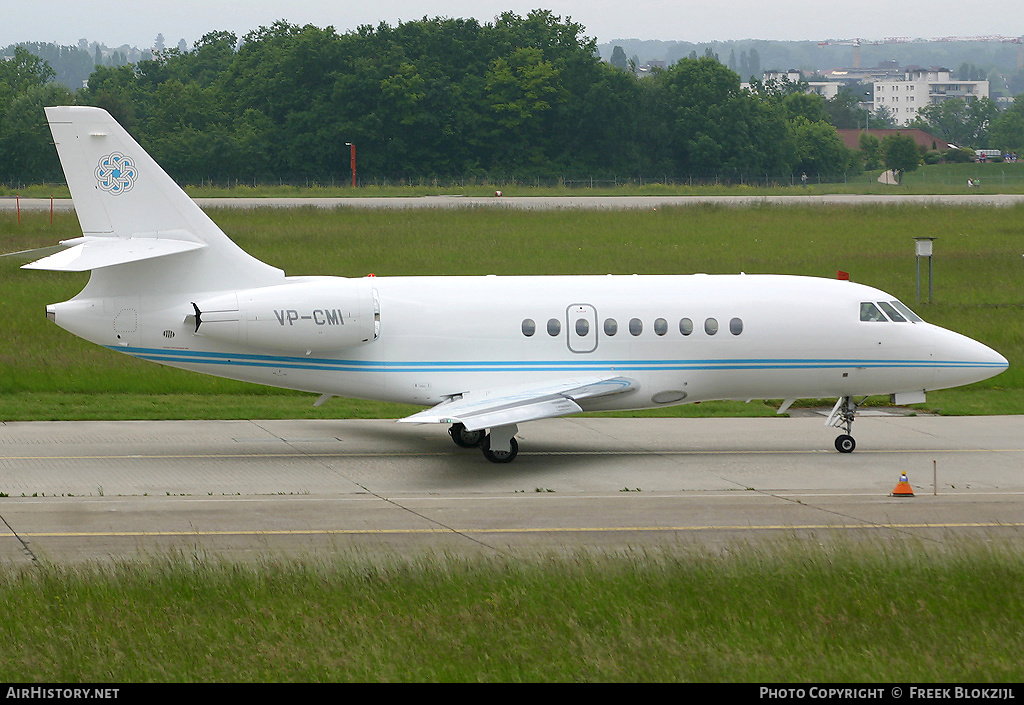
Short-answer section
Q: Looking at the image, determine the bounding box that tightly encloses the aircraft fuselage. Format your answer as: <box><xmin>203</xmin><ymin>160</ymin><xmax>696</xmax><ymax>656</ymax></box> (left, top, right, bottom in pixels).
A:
<box><xmin>49</xmin><ymin>272</ymin><xmax>1005</xmax><ymax>413</ymax></box>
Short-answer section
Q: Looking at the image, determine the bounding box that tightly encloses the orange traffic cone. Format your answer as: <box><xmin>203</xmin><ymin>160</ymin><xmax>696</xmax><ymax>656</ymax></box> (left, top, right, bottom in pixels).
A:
<box><xmin>891</xmin><ymin>472</ymin><xmax>914</xmax><ymax>497</ymax></box>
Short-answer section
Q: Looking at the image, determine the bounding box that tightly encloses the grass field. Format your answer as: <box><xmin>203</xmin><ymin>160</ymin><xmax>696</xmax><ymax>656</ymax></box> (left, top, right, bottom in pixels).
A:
<box><xmin>0</xmin><ymin>541</ymin><xmax>1020</xmax><ymax>682</ymax></box>
<box><xmin>1</xmin><ymin>200</ymin><xmax>1021</xmax><ymax>419</ymax></box>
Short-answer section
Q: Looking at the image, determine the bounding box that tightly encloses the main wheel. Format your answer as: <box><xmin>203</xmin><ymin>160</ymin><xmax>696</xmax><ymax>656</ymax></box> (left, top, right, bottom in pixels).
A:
<box><xmin>481</xmin><ymin>436</ymin><xmax>519</xmax><ymax>464</ymax></box>
<box><xmin>449</xmin><ymin>422</ymin><xmax>486</xmax><ymax>448</ymax></box>
<box><xmin>835</xmin><ymin>434</ymin><xmax>856</xmax><ymax>453</ymax></box>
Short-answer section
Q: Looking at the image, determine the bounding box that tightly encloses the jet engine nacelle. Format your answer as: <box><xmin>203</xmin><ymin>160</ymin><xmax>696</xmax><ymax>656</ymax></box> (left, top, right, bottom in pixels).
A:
<box><xmin>190</xmin><ymin>277</ymin><xmax>379</xmax><ymax>353</ymax></box>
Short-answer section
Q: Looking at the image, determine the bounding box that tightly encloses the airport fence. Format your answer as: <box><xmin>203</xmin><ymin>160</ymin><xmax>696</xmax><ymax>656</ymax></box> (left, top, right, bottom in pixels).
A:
<box><xmin>5</xmin><ymin>167</ymin><xmax>1024</xmax><ymax>193</ymax></box>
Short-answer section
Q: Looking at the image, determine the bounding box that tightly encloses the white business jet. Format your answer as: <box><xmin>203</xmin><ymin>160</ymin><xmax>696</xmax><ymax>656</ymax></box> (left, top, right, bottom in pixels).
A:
<box><xmin>20</xmin><ymin>107</ymin><xmax>1008</xmax><ymax>462</ymax></box>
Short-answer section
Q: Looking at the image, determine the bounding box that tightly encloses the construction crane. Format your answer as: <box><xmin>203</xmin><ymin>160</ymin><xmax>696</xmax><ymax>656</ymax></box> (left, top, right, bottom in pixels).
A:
<box><xmin>817</xmin><ymin>38</ymin><xmax>864</xmax><ymax>68</ymax></box>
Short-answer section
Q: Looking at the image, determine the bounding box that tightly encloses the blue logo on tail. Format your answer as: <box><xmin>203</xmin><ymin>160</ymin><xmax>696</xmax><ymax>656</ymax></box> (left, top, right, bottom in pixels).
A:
<box><xmin>95</xmin><ymin>152</ymin><xmax>138</xmax><ymax>194</ymax></box>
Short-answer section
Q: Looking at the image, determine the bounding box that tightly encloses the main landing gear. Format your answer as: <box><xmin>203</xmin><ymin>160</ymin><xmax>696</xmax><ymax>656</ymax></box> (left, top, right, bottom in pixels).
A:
<box><xmin>448</xmin><ymin>422</ymin><xmax>519</xmax><ymax>463</ymax></box>
<box><xmin>827</xmin><ymin>396</ymin><xmax>865</xmax><ymax>453</ymax></box>
<box><xmin>448</xmin><ymin>422</ymin><xmax>486</xmax><ymax>448</ymax></box>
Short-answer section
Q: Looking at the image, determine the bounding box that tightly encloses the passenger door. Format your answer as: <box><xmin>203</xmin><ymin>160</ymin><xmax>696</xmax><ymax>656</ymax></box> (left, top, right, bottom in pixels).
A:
<box><xmin>566</xmin><ymin>303</ymin><xmax>598</xmax><ymax>353</ymax></box>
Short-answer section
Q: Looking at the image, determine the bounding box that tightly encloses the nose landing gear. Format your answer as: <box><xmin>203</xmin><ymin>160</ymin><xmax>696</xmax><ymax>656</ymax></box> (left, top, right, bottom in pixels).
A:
<box><xmin>827</xmin><ymin>396</ymin><xmax>865</xmax><ymax>453</ymax></box>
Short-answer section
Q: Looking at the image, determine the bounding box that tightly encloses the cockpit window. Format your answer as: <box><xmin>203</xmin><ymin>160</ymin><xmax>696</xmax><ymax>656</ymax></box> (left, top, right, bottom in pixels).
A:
<box><xmin>877</xmin><ymin>301</ymin><xmax>906</xmax><ymax>322</ymax></box>
<box><xmin>860</xmin><ymin>302</ymin><xmax>887</xmax><ymax>322</ymax></box>
<box><xmin>889</xmin><ymin>300</ymin><xmax>923</xmax><ymax>323</ymax></box>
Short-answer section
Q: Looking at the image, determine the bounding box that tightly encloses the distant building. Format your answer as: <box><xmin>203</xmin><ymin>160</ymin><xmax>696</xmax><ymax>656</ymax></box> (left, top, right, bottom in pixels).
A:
<box><xmin>757</xmin><ymin>69</ymin><xmax>844</xmax><ymax>99</ymax></box>
<box><xmin>742</xmin><ymin>65</ymin><xmax>991</xmax><ymax>127</ymax></box>
<box><xmin>873</xmin><ymin>67</ymin><xmax>989</xmax><ymax>125</ymax></box>
<box><xmin>635</xmin><ymin>60</ymin><xmax>666</xmax><ymax>76</ymax></box>
<box><xmin>820</xmin><ymin>61</ymin><xmax>905</xmax><ymax>85</ymax></box>
<box><xmin>742</xmin><ymin>69</ymin><xmax>843</xmax><ymax>100</ymax></box>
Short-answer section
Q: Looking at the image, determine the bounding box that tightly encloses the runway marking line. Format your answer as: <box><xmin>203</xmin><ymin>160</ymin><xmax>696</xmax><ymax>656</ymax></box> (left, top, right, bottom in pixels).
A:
<box><xmin>5</xmin><ymin>522</ymin><xmax>1024</xmax><ymax>539</ymax></box>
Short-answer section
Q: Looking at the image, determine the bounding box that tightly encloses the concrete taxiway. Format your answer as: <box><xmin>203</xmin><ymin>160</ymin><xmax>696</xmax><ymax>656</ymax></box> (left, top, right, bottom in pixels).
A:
<box><xmin>0</xmin><ymin>415</ymin><xmax>1021</xmax><ymax>565</ymax></box>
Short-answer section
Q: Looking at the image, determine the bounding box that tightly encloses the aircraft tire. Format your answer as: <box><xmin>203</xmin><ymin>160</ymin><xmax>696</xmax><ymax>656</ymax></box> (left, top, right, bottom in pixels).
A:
<box><xmin>834</xmin><ymin>434</ymin><xmax>856</xmax><ymax>453</ymax></box>
<box><xmin>449</xmin><ymin>423</ymin><xmax>486</xmax><ymax>448</ymax></box>
<box><xmin>481</xmin><ymin>436</ymin><xmax>519</xmax><ymax>463</ymax></box>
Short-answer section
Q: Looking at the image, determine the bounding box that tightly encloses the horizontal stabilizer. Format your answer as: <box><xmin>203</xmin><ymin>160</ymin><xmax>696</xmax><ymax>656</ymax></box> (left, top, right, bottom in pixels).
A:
<box><xmin>1</xmin><ymin>244</ymin><xmax>71</xmax><ymax>262</ymax></box>
<box><xmin>22</xmin><ymin>234</ymin><xmax>206</xmax><ymax>272</ymax></box>
<box><xmin>399</xmin><ymin>375</ymin><xmax>636</xmax><ymax>431</ymax></box>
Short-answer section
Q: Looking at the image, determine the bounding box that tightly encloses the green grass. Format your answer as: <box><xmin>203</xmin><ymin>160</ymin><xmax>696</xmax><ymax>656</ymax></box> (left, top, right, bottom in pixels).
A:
<box><xmin>1</xmin><ymin>541</ymin><xmax>1021</xmax><ymax>682</ymax></box>
<box><xmin>2</xmin><ymin>202</ymin><xmax>1022</xmax><ymax>419</ymax></box>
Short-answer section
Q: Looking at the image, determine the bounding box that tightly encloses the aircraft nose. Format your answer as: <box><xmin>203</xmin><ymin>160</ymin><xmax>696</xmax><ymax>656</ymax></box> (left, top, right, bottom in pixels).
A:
<box><xmin>931</xmin><ymin>325</ymin><xmax>1008</xmax><ymax>389</ymax></box>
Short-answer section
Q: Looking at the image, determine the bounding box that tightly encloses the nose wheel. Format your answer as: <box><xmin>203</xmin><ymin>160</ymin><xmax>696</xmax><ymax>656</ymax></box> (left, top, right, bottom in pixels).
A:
<box><xmin>834</xmin><ymin>434</ymin><xmax>856</xmax><ymax>453</ymax></box>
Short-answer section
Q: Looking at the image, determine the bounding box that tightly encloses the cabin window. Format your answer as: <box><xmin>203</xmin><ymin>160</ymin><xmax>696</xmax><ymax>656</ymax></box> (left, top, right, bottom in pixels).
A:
<box><xmin>547</xmin><ymin>318</ymin><xmax>561</xmax><ymax>336</ymax></box>
<box><xmin>679</xmin><ymin>318</ymin><xmax>693</xmax><ymax>336</ymax></box>
<box><xmin>522</xmin><ymin>319</ymin><xmax>536</xmax><ymax>337</ymax></box>
<box><xmin>704</xmin><ymin>317</ymin><xmax>719</xmax><ymax>335</ymax></box>
<box><xmin>604</xmin><ymin>318</ymin><xmax>618</xmax><ymax>336</ymax></box>
<box><xmin>629</xmin><ymin>318</ymin><xmax>643</xmax><ymax>336</ymax></box>
<box><xmin>877</xmin><ymin>301</ymin><xmax>906</xmax><ymax>322</ymax></box>
<box><xmin>575</xmin><ymin>318</ymin><xmax>590</xmax><ymax>336</ymax></box>
<box><xmin>860</xmin><ymin>302</ymin><xmax>887</xmax><ymax>322</ymax></box>
<box><xmin>729</xmin><ymin>317</ymin><xmax>743</xmax><ymax>335</ymax></box>
<box><xmin>654</xmin><ymin>318</ymin><xmax>668</xmax><ymax>336</ymax></box>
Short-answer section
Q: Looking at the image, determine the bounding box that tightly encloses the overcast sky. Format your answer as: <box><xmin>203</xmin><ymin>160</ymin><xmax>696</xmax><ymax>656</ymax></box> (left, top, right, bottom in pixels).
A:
<box><xmin>3</xmin><ymin>1</ymin><xmax>1021</xmax><ymax>49</ymax></box>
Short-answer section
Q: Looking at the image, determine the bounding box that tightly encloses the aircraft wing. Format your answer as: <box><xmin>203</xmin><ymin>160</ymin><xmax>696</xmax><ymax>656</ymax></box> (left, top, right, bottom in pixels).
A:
<box><xmin>398</xmin><ymin>375</ymin><xmax>637</xmax><ymax>430</ymax></box>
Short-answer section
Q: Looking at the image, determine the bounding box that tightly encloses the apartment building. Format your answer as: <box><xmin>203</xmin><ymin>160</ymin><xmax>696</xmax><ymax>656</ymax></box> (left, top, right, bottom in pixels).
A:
<box><xmin>874</xmin><ymin>67</ymin><xmax>989</xmax><ymax>125</ymax></box>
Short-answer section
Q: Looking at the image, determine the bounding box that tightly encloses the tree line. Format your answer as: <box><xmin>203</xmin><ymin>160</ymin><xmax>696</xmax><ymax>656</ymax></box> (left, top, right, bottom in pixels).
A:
<box><xmin>1</xmin><ymin>11</ymin><xmax>1018</xmax><ymax>187</ymax></box>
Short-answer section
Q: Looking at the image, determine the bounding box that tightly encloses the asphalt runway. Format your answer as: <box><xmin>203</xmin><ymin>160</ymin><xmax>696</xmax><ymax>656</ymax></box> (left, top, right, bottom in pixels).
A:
<box><xmin>1</xmin><ymin>415</ymin><xmax>1021</xmax><ymax>566</ymax></box>
<box><xmin>4</xmin><ymin>193</ymin><xmax>1024</xmax><ymax>213</ymax></box>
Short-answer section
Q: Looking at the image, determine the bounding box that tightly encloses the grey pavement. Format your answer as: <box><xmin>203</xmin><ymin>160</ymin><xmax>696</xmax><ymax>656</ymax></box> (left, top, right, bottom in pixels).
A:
<box><xmin>0</xmin><ymin>416</ymin><xmax>1021</xmax><ymax>565</ymax></box>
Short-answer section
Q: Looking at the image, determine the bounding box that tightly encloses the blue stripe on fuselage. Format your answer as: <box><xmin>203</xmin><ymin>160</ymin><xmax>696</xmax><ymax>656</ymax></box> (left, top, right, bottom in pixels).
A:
<box><xmin>110</xmin><ymin>345</ymin><xmax>1006</xmax><ymax>373</ymax></box>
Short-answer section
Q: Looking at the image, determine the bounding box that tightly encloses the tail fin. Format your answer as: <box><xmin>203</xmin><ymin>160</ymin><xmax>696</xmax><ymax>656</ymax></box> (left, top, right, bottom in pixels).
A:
<box><xmin>32</xmin><ymin>106</ymin><xmax>281</xmax><ymax>292</ymax></box>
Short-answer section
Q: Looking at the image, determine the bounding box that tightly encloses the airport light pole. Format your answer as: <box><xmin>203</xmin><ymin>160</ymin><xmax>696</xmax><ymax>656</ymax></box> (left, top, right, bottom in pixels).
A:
<box><xmin>914</xmin><ymin>237</ymin><xmax>936</xmax><ymax>304</ymax></box>
<box><xmin>345</xmin><ymin>142</ymin><xmax>356</xmax><ymax>188</ymax></box>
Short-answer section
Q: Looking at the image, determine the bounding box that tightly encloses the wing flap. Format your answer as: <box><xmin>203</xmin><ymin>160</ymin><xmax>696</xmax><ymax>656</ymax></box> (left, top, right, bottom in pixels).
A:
<box><xmin>22</xmin><ymin>233</ymin><xmax>206</xmax><ymax>272</ymax></box>
<box><xmin>399</xmin><ymin>375</ymin><xmax>636</xmax><ymax>430</ymax></box>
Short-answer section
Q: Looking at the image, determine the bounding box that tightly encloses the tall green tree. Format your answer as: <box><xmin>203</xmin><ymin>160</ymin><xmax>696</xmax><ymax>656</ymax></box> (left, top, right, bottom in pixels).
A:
<box><xmin>824</xmin><ymin>87</ymin><xmax>867</xmax><ymax>129</ymax></box>
<box><xmin>653</xmin><ymin>56</ymin><xmax>779</xmax><ymax>175</ymax></box>
<box><xmin>989</xmin><ymin>96</ymin><xmax>1024</xmax><ymax>153</ymax></box>
<box><xmin>0</xmin><ymin>46</ymin><xmax>55</xmax><ymax>93</ymax></box>
<box><xmin>790</xmin><ymin>117</ymin><xmax>855</xmax><ymax>175</ymax></box>
<box><xmin>917</xmin><ymin>97</ymin><xmax>998</xmax><ymax>147</ymax></box>
<box><xmin>610</xmin><ymin>46</ymin><xmax>627</xmax><ymax>70</ymax></box>
<box><xmin>859</xmin><ymin>132</ymin><xmax>883</xmax><ymax>170</ymax></box>
<box><xmin>0</xmin><ymin>48</ymin><xmax>73</xmax><ymax>183</ymax></box>
<box><xmin>882</xmin><ymin>134</ymin><xmax>920</xmax><ymax>183</ymax></box>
